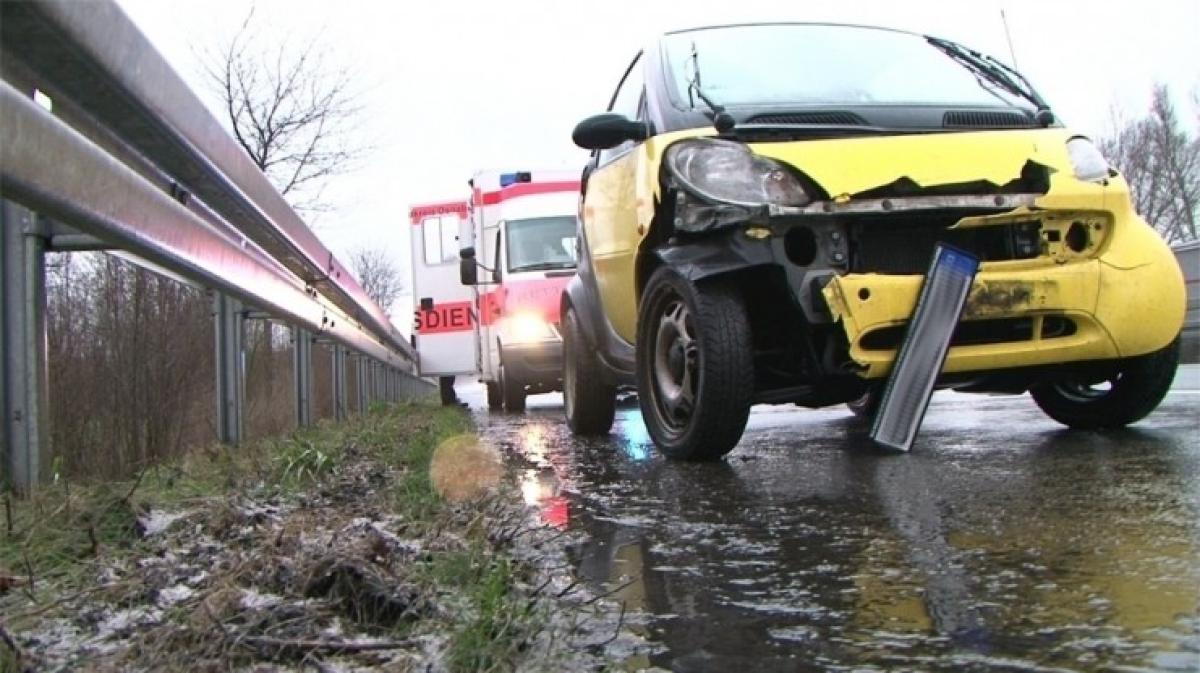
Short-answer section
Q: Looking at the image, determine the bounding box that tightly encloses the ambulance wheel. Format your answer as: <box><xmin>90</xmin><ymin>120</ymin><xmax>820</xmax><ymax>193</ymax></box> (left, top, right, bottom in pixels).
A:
<box><xmin>563</xmin><ymin>305</ymin><xmax>615</xmax><ymax>435</ymax></box>
<box><xmin>1030</xmin><ymin>337</ymin><xmax>1179</xmax><ymax>429</ymax></box>
<box><xmin>501</xmin><ymin>365</ymin><xmax>526</xmax><ymax>413</ymax></box>
<box><xmin>486</xmin><ymin>382</ymin><xmax>503</xmax><ymax>411</ymax></box>
<box><xmin>438</xmin><ymin>376</ymin><xmax>457</xmax><ymax>406</ymax></box>
<box><xmin>637</xmin><ymin>268</ymin><xmax>752</xmax><ymax>460</ymax></box>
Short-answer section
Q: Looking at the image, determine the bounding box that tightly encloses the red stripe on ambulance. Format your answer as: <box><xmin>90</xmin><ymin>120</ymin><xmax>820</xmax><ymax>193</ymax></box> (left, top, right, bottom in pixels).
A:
<box><xmin>414</xmin><ymin>301</ymin><xmax>474</xmax><ymax>334</ymax></box>
<box><xmin>473</xmin><ymin>181</ymin><xmax>579</xmax><ymax>206</ymax></box>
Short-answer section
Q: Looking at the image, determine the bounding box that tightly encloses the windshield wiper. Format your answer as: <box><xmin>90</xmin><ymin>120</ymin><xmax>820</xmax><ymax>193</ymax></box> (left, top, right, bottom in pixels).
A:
<box><xmin>926</xmin><ymin>36</ymin><xmax>1054</xmax><ymax>126</ymax></box>
<box><xmin>509</xmin><ymin>262</ymin><xmax>575</xmax><ymax>273</ymax></box>
<box><xmin>687</xmin><ymin>43</ymin><xmax>736</xmax><ymax>133</ymax></box>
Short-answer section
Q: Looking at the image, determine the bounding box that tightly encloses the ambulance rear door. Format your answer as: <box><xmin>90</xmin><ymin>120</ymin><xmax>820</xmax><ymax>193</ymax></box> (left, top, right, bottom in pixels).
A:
<box><xmin>409</xmin><ymin>200</ymin><xmax>478</xmax><ymax>377</ymax></box>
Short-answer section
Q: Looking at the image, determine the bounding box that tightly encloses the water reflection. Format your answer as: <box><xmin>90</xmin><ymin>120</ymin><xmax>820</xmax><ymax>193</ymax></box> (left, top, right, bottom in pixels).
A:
<box><xmin>480</xmin><ymin>395</ymin><xmax>1200</xmax><ymax>672</ymax></box>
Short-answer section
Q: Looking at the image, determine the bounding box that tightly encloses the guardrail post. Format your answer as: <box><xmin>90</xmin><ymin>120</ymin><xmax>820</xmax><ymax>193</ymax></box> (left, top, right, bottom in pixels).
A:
<box><xmin>355</xmin><ymin>355</ymin><xmax>367</xmax><ymax>415</ymax></box>
<box><xmin>2</xmin><ymin>201</ymin><xmax>49</xmax><ymax>495</ymax></box>
<box><xmin>213</xmin><ymin>292</ymin><xmax>245</xmax><ymax>444</ymax></box>
<box><xmin>292</xmin><ymin>326</ymin><xmax>312</xmax><ymax>427</ymax></box>
<box><xmin>332</xmin><ymin>345</ymin><xmax>347</xmax><ymax>421</ymax></box>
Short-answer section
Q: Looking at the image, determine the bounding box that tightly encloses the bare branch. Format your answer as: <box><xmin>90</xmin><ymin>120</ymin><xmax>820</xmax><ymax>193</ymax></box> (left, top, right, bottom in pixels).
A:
<box><xmin>1100</xmin><ymin>84</ymin><xmax>1199</xmax><ymax>244</ymax></box>
<box><xmin>199</xmin><ymin>8</ymin><xmax>369</xmax><ymax>209</ymax></box>
<box><xmin>347</xmin><ymin>247</ymin><xmax>405</xmax><ymax>317</ymax></box>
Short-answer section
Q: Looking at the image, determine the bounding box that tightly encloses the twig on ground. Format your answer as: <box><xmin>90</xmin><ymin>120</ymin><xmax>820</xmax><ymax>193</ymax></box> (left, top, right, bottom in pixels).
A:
<box><xmin>583</xmin><ymin>578</ymin><xmax>637</xmax><ymax>605</ymax></box>
<box><xmin>528</xmin><ymin>576</ymin><xmax>554</xmax><ymax>598</ymax></box>
<box><xmin>554</xmin><ymin>579</ymin><xmax>580</xmax><ymax>599</ymax></box>
<box><xmin>595</xmin><ymin>601</ymin><xmax>626</xmax><ymax>647</ymax></box>
<box><xmin>0</xmin><ymin>619</ymin><xmax>28</xmax><ymax>671</ymax></box>
<box><xmin>121</xmin><ymin>465</ymin><xmax>150</xmax><ymax>505</ymax></box>
<box><xmin>237</xmin><ymin>635</ymin><xmax>415</xmax><ymax>656</ymax></box>
<box><xmin>20</xmin><ymin>551</ymin><xmax>35</xmax><ymax>603</ymax></box>
<box><xmin>11</xmin><ymin>580</ymin><xmax>131</xmax><ymax>620</ymax></box>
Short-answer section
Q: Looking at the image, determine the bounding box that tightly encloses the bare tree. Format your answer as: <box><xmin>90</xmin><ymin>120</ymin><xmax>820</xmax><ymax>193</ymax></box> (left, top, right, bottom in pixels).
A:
<box><xmin>202</xmin><ymin>8</ymin><xmax>366</xmax><ymax>211</ymax></box>
<box><xmin>1100</xmin><ymin>84</ymin><xmax>1199</xmax><ymax>243</ymax></box>
<box><xmin>347</xmin><ymin>247</ymin><xmax>405</xmax><ymax>318</ymax></box>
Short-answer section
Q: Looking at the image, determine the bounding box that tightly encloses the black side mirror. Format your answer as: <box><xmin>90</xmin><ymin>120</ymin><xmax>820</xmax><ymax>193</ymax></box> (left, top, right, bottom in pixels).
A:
<box><xmin>459</xmin><ymin>247</ymin><xmax>478</xmax><ymax>285</ymax></box>
<box><xmin>572</xmin><ymin>113</ymin><xmax>647</xmax><ymax>150</ymax></box>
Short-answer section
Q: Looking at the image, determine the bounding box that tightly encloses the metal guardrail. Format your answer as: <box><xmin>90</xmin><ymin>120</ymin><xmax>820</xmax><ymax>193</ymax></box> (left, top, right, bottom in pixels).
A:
<box><xmin>0</xmin><ymin>0</ymin><xmax>432</xmax><ymax>494</ymax></box>
<box><xmin>1173</xmin><ymin>241</ymin><xmax>1199</xmax><ymax>363</ymax></box>
<box><xmin>0</xmin><ymin>0</ymin><xmax>407</xmax><ymax>355</ymax></box>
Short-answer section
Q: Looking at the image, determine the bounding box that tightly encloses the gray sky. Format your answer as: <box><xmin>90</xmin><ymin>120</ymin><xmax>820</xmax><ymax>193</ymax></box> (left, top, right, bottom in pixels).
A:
<box><xmin>117</xmin><ymin>0</ymin><xmax>1198</xmax><ymax>327</ymax></box>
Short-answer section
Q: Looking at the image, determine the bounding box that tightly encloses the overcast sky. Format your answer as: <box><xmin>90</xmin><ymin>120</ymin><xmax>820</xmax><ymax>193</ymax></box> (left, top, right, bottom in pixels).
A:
<box><xmin>117</xmin><ymin>0</ymin><xmax>1198</xmax><ymax>327</ymax></box>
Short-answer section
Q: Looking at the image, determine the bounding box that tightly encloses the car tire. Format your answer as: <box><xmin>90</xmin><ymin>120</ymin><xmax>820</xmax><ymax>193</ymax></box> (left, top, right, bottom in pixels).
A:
<box><xmin>637</xmin><ymin>268</ymin><xmax>753</xmax><ymax>460</ymax></box>
<box><xmin>563</xmin><ymin>305</ymin><xmax>616</xmax><ymax>434</ymax></box>
<box><xmin>486</xmin><ymin>381</ymin><xmax>503</xmax><ymax>411</ymax></box>
<box><xmin>1030</xmin><ymin>337</ymin><xmax>1180</xmax><ymax>429</ymax></box>
<box><xmin>846</xmin><ymin>387</ymin><xmax>881</xmax><ymax>420</ymax></box>
<box><xmin>500</xmin><ymin>363</ymin><xmax>526</xmax><ymax>413</ymax></box>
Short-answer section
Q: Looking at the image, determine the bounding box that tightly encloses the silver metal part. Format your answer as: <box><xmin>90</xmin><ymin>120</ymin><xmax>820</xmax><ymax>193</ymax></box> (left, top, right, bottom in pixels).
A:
<box><xmin>871</xmin><ymin>244</ymin><xmax>980</xmax><ymax>451</ymax></box>
<box><xmin>768</xmin><ymin>193</ymin><xmax>1038</xmax><ymax>218</ymax></box>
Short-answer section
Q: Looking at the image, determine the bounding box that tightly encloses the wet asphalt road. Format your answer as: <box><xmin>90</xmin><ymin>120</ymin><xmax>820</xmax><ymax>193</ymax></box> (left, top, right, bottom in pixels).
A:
<box><xmin>461</xmin><ymin>367</ymin><xmax>1200</xmax><ymax>672</ymax></box>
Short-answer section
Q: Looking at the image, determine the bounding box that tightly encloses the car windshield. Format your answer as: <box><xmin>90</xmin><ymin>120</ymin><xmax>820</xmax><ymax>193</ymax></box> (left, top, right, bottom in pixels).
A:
<box><xmin>663</xmin><ymin>24</ymin><xmax>1035</xmax><ymax>111</ymax></box>
<box><xmin>506</xmin><ymin>216</ymin><xmax>577</xmax><ymax>273</ymax></box>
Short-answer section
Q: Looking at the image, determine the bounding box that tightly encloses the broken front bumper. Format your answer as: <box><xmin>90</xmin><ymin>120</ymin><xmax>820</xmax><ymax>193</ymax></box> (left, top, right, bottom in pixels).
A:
<box><xmin>823</xmin><ymin>248</ymin><xmax>1186</xmax><ymax>379</ymax></box>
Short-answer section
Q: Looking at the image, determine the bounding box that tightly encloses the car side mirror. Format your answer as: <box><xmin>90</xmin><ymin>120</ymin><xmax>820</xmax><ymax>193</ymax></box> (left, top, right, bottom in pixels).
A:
<box><xmin>459</xmin><ymin>247</ymin><xmax>478</xmax><ymax>286</ymax></box>
<box><xmin>572</xmin><ymin>113</ymin><xmax>647</xmax><ymax>150</ymax></box>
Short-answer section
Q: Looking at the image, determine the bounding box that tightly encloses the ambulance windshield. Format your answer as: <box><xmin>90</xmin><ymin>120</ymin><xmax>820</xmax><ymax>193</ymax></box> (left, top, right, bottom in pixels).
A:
<box><xmin>506</xmin><ymin>216</ymin><xmax>577</xmax><ymax>273</ymax></box>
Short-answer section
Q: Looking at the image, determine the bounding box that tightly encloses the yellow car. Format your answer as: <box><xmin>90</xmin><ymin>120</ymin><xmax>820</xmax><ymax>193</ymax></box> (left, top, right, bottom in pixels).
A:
<box><xmin>561</xmin><ymin>23</ymin><xmax>1186</xmax><ymax>459</ymax></box>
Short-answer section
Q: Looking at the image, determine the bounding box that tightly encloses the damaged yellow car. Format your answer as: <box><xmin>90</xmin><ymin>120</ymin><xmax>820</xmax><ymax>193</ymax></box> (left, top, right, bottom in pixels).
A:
<box><xmin>562</xmin><ymin>23</ymin><xmax>1186</xmax><ymax>459</ymax></box>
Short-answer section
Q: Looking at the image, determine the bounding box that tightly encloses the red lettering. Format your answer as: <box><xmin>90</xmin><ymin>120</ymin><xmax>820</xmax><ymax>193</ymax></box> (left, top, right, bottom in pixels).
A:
<box><xmin>416</xmin><ymin>301</ymin><xmax>475</xmax><ymax>334</ymax></box>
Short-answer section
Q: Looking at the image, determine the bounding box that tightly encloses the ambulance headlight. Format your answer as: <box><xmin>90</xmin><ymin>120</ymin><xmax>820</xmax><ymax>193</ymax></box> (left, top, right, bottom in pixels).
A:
<box><xmin>507</xmin><ymin>313</ymin><xmax>556</xmax><ymax>343</ymax></box>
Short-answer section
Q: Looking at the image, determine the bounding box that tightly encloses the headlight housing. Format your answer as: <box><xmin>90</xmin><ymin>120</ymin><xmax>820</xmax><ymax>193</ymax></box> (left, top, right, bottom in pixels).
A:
<box><xmin>505</xmin><ymin>312</ymin><xmax>556</xmax><ymax>344</ymax></box>
<box><xmin>666</xmin><ymin>139</ymin><xmax>811</xmax><ymax>208</ymax></box>
<box><xmin>1066</xmin><ymin>136</ymin><xmax>1112</xmax><ymax>183</ymax></box>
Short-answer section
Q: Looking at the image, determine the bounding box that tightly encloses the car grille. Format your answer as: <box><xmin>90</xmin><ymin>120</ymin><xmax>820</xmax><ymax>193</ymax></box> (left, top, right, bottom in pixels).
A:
<box><xmin>848</xmin><ymin>213</ymin><xmax>1042</xmax><ymax>274</ymax></box>
<box><xmin>943</xmin><ymin>110</ymin><xmax>1036</xmax><ymax>128</ymax></box>
<box><xmin>859</xmin><ymin>316</ymin><xmax>1077</xmax><ymax>351</ymax></box>
<box><xmin>746</xmin><ymin>111</ymin><xmax>868</xmax><ymax>125</ymax></box>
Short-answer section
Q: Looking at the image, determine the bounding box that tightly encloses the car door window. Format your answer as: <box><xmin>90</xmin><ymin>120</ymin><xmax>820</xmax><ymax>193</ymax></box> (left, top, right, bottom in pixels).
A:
<box><xmin>598</xmin><ymin>53</ymin><xmax>644</xmax><ymax>165</ymax></box>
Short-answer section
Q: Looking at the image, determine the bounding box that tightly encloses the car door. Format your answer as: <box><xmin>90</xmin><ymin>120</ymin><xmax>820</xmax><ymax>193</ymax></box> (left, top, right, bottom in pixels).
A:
<box><xmin>581</xmin><ymin>52</ymin><xmax>646</xmax><ymax>344</ymax></box>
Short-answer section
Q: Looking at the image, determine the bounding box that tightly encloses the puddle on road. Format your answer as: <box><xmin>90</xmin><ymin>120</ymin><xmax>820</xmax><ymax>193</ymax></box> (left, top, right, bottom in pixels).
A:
<box><xmin>473</xmin><ymin>392</ymin><xmax>1200</xmax><ymax>672</ymax></box>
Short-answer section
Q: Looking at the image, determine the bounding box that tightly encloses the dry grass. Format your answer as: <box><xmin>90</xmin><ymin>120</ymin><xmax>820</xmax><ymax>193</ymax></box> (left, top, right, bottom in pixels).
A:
<box><xmin>0</xmin><ymin>402</ymin><xmax>574</xmax><ymax>672</ymax></box>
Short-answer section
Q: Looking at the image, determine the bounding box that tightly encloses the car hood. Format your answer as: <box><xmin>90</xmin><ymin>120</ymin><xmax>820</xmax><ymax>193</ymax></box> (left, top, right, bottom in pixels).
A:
<box><xmin>647</xmin><ymin>127</ymin><xmax>1103</xmax><ymax>205</ymax></box>
<box><xmin>751</xmin><ymin>128</ymin><xmax>1076</xmax><ymax>197</ymax></box>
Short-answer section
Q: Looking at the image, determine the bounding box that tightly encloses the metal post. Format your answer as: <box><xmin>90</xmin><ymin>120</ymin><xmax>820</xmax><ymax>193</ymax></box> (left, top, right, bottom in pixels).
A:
<box><xmin>292</xmin><ymin>326</ymin><xmax>312</xmax><ymax>427</ymax></box>
<box><xmin>331</xmin><ymin>344</ymin><xmax>347</xmax><ymax>421</ymax></box>
<box><xmin>370</xmin><ymin>362</ymin><xmax>379</xmax><ymax>406</ymax></box>
<box><xmin>355</xmin><ymin>355</ymin><xmax>367</xmax><ymax>415</ymax></box>
<box><xmin>2</xmin><ymin>201</ymin><xmax>48</xmax><ymax>494</ymax></box>
<box><xmin>213</xmin><ymin>292</ymin><xmax>245</xmax><ymax>444</ymax></box>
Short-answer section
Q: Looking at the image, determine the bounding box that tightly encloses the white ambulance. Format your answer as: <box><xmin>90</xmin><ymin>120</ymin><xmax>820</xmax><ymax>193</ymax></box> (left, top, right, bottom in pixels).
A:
<box><xmin>409</xmin><ymin>170</ymin><xmax>580</xmax><ymax>411</ymax></box>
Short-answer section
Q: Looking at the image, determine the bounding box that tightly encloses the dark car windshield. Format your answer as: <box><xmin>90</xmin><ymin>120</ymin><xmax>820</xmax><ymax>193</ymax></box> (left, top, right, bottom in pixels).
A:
<box><xmin>663</xmin><ymin>24</ymin><xmax>1036</xmax><ymax>111</ymax></box>
<box><xmin>506</xmin><ymin>216</ymin><xmax>577</xmax><ymax>273</ymax></box>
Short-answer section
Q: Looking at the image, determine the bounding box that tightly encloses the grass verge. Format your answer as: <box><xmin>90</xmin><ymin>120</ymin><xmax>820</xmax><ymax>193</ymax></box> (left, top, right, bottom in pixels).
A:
<box><xmin>0</xmin><ymin>401</ymin><xmax>554</xmax><ymax>672</ymax></box>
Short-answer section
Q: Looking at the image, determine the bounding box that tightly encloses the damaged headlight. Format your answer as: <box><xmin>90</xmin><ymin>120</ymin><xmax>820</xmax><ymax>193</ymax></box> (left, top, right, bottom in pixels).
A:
<box><xmin>1066</xmin><ymin>136</ymin><xmax>1112</xmax><ymax>183</ymax></box>
<box><xmin>666</xmin><ymin>139</ymin><xmax>811</xmax><ymax>208</ymax></box>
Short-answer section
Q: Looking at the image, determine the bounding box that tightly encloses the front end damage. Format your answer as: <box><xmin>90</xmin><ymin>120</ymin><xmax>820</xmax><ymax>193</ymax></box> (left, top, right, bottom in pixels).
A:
<box><xmin>652</xmin><ymin>128</ymin><xmax>1186</xmax><ymax>402</ymax></box>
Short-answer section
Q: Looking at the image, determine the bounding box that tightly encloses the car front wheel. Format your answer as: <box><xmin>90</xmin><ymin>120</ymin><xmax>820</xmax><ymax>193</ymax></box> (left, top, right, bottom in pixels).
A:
<box><xmin>637</xmin><ymin>268</ymin><xmax>753</xmax><ymax>460</ymax></box>
<box><xmin>1030</xmin><ymin>338</ymin><xmax>1180</xmax><ymax>429</ymax></box>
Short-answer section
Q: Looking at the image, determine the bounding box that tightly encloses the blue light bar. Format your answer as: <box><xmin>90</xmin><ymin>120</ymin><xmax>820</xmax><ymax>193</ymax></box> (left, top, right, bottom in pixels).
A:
<box><xmin>499</xmin><ymin>172</ymin><xmax>532</xmax><ymax>187</ymax></box>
